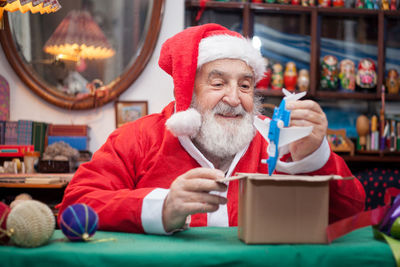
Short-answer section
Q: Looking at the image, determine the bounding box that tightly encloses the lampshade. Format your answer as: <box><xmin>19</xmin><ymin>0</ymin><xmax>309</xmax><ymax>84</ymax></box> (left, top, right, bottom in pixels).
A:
<box><xmin>43</xmin><ymin>10</ymin><xmax>115</xmax><ymax>60</ymax></box>
<box><xmin>0</xmin><ymin>0</ymin><xmax>61</xmax><ymax>21</ymax></box>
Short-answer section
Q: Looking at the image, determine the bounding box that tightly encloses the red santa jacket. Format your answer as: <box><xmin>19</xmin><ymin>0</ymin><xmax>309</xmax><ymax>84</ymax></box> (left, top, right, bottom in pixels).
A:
<box><xmin>58</xmin><ymin>101</ymin><xmax>365</xmax><ymax>233</ymax></box>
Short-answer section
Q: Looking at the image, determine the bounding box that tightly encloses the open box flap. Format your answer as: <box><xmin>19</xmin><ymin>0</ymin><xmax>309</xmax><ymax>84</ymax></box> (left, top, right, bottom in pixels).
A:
<box><xmin>218</xmin><ymin>173</ymin><xmax>353</xmax><ymax>183</ymax></box>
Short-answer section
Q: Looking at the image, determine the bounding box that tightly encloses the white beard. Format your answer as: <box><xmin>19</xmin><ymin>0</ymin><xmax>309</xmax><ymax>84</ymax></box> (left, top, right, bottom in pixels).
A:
<box><xmin>192</xmin><ymin>101</ymin><xmax>256</xmax><ymax>159</ymax></box>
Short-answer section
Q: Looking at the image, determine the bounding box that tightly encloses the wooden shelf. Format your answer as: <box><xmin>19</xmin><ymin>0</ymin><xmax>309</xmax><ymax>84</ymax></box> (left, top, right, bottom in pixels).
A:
<box><xmin>0</xmin><ymin>182</ymin><xmax>67</xmax><ymax>188</ymax></box>
<box><xmin>186</xmin><ymin>0</ymin><xmax>400</xmax><ymax>165</ymax></box>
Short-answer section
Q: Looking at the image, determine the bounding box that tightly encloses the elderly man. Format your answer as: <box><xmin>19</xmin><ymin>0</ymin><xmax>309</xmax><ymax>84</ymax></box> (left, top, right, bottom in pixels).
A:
<box><xmin>58</xmin><ymin>24</ymin><xmax>365</xmax><ymax>234</ymax></box>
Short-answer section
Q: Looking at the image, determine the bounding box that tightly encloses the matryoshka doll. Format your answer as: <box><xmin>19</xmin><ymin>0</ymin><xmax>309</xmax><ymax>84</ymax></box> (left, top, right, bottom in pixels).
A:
<box><xmin>386</xmin><ymin>69</ymin><xmax>399</xmax><ymax>94</ymax></box>
<box><xmin>284</xmin><ymin>61</ymin><xmax>297</xmax><ymax>92</ymax></box>
<box><xmin>381</xmin><ymin>0</ymin><xmax>390</xmax><ymax>9</ymax></box>
<box><xmin>301</xmin><ymin>0</ymin><xmax>309</xmax><ymax>5</ymax></box>
<box><xmin>309</xmin><ymin>0</ymin><xmax>316</xmax><ymax>5</ymax></box>
<box><xmin>390</xmin><ymin>0</ymin><xmax>397</xmax><ymax>10</ymax></box>
<box><xmin>318</xmin><ymin>0</ymin><xmax>331</xmax><ymax>6</ymax></box>
<box><xmin>355</xmin><ymin>0</ymin><xmax>364</xmax><ymax>8</ymax></box>
<box><xmin>332</xmin><ymin>0</ymin><xmax>344</xmax><ymax>7</ymax></box>
<box><xmin>339</xmin><ymin>59</ymin><xmax>356</xmax><ymax>91</ymax></box>
<box><xmin>356</xmin><ymin>58</ymin><xmax>377</xmax><ymax>90</ymax></box>
<box><xmin>297</xmin><ymin>69</ymin><xmax>310</xmax><ymax>92</ymax></box>
<box><xmin>320</xmin><ymin>55</ymin><xmax>339</xmax><ymax>90</ymax></box>
<box><xmin>292</xmin><ymin>0</ymin><xmax>301</xmax><ymax>4</ymax></box>
<box><xmin>271</xmin><ymin>63</ymin><xmax>283</xmax><ymax>90</ymax></box>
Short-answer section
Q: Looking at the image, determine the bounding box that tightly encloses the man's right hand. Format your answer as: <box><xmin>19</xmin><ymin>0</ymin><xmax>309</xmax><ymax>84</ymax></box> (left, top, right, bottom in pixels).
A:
<box><xmin>162</xmin><ymin>168</ymin><xmax>227</xmax><ymax>233</ymax></box>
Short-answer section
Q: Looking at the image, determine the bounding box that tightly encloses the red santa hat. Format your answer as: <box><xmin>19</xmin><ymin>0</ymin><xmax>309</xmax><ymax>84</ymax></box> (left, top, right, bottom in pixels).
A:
<box><xmin>160</xmin><ymin>23</ymin><xmax>265</xmax><ymax>137</ymax></box>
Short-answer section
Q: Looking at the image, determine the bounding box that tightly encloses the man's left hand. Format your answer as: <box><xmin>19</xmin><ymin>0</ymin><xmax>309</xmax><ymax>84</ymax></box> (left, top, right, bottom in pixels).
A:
<box><xmin>285</xmin><ymin>100</ymin><xmax>327</xmax><ymax>162</ymax></box>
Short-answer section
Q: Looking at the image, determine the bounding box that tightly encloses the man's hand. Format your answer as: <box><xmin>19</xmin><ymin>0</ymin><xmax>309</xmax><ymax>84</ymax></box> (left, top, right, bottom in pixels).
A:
<box><xmin>285</xmin><ymin>100</ymin><xmax>327</xmax><ymax>162</ymax></box>
<box><xmin>162</xmin><ymin>168</ymin><xmax>227</xmax><ymax>233</ymax></box>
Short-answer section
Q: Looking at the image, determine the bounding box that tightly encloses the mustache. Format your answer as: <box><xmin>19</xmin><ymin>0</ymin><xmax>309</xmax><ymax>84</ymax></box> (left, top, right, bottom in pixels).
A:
<box><xmin>212</xmin><ymin>101</ymin><xmax>246</xmax><ymax>116</ymax></box>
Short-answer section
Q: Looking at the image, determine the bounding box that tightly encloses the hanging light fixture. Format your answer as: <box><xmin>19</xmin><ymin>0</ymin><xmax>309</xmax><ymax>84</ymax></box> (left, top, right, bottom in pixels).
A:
<box><xmin>0</xmin><ymin>0</ymin><xmax>61</xmax><ymax>23</ymax></box>
<box><xmin>43</xmin><ymin>9</ymin><xmax>115</xmax><ymax>61</ymax></box>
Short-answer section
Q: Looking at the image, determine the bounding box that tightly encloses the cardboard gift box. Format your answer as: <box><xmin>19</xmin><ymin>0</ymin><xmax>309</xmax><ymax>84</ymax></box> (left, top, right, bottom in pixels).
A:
<box><xmin>222</xmin><ymin>173</ymin><xmax>351</xmax><ymax>244</ymax></box>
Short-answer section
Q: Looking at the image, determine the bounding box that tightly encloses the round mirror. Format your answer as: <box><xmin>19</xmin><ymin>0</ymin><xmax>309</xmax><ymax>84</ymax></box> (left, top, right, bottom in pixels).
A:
<box><xmin>0</xmin><ymin>0</ymin><xmax>164</xmax><ymax>110</ymax></box>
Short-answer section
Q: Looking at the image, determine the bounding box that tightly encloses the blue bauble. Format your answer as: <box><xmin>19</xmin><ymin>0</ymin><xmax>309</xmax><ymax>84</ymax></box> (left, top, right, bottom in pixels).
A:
<box><xmin>60</xmin><ymin>203</ymin><xmax>98</xmax><ymax>241</ymax></box>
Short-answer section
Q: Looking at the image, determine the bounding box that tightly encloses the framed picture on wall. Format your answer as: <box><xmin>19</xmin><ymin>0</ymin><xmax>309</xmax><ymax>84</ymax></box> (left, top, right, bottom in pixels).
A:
<box><xmin>115</xmin><ymin>101</ymin><xmax>148</xmax><ymax>128</ymax></box>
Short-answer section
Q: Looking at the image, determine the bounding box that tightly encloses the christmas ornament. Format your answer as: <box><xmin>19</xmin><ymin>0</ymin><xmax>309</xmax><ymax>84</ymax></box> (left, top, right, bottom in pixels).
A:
<box><xmin>339</xmin><ymin>59</ymin><xmax>356</xmax><ymax>91</ymax></box>
<box><xmin>6</xmin><ymin>200</ymin><xmax>55</xmax><ymax>247</ymax></box>
<box><xmin>320</xmin><ymin>55</ymin><xmax>339</xmax><ymax>90</ymax></box>
<box><xmin>60</xmin><ymin>203</ymin><xmax>98</xmax><ymax>241</ymax></box>
<box><xmin>0</xmin><ymin>202</ymin><xmax>10</xmax><ymax>244</ymax></box>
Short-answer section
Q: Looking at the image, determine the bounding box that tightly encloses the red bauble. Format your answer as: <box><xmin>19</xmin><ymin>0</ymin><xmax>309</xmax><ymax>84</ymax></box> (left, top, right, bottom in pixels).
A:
<box><xmin>0</xmin><ymin>202</ymin><xmax>10</xmax><ymax>244</ymax></box>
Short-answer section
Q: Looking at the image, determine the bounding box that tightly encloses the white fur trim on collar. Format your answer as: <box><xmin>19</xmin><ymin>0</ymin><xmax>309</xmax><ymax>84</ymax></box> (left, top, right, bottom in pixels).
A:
<box><xmin>165</xmin><ymin>108</ymin><xmax>202</xmax><ymax>138</ymax></box>
<box><xmin>197</xmin><ymin>34</ymin><xmax>265</xmax><ymax>82</ymax></box>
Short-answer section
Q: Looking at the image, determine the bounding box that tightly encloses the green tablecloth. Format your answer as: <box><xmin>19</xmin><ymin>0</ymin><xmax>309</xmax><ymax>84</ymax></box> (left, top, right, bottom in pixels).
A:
<box><xmin>0</xmin><ymin>226</ymin><xmax>395</xmax><ymax>267</ymax></box>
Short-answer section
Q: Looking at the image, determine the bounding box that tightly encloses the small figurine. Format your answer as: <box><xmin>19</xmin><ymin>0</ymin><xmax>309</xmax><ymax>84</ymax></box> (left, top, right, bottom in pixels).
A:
<box><xmin>292</xmin><ymin>0</ymin><xmax>301</xmax><ymax>4</ymax></box>
<box><xmin>356</xmin><ymin>58</ymin><xmax>377</xmax><ymax>90</ymax></box>
<box><xmin>309</xmin><ymin>0</ymin><xmax>316</xmax><ymax>5</ymax></box>
<box><xmin>297</xmin><ymin>69</ymin><xmax>310</xmax><ymax>92</ymax></box>
<box><xmin>277</xmin><ymin>0</ymin><xmax>290</xmax><ymax>3</ymax></box>
<box><xmin>283</xmin><ymin>61</ymin><xmax>297</xmax><ymax>92</ymax></box>
<box><xmin>320</xmin><ymin>55</ymin><xmax>339</xmax><ymax>90</ymax></box>
<box><xmin>382</xmin><ymin>0</ymin><xmax>390</xmax><ymax>9</ymax></box>
<box><xmin>373</xmin><ymin>0</ymin><xmax>380</xmax><ymax>9</ymax></box>
<box><xmin>365</xmin><ymin>0</ymin><xmax>374</xmax><ymax>8</ymax></box>
<box><xmin>338</xmin><ymin>59</ymin><xmax>356</xmax><ymax>91</ymax></box>
<box><xmin>345</xmin><ymin>0</ymin><xmax>355</xmax><ymax>7</ymax></box>
<box><xmin>356</xmin><ymin>115</ymin><xmax>370</xmax><ymax>151</ymax></box>
<box><xmin>390</xmin><ymin>0</ymin><xmax>397</xmax><ymax>10</ymax></box>
<box><xmin>318</xmin><ymin>0</ymin><xmax>331</xmax><ymax>6</ymax></box>
<box><xmin>386</xmin><ymin>69</ymin><xmax>399</xmax><ymax>94</ymax></box>
<box><xmin>271</xmin><ymin>63</ymin><xmax>283</xmax><ymax>90</ymax></box>
<box><xmin>332</xmin><ymin>0</ymin><xmax>345</xmax><ymax>7</ymax></box>
<box><xmin>355</xmin><ymin>0</ymin><xmax>364</xmax><ymax>8</ymax></box>
<box><xmin>266</xmin><ymin>0</ymin><xmax>276</xmax><ymax>3</ymax></box>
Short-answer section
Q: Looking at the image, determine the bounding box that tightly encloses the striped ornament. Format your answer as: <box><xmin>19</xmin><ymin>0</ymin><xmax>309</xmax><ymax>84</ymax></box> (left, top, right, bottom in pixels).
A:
<box><xmin>60</xmin><ymin>203</ymin><xmax>98</xmax><ymax>241</ymax></box>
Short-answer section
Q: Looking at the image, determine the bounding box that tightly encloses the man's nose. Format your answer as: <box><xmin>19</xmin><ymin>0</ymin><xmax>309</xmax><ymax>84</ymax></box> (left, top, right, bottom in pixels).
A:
<box><xmin>222</xmin><ymin>85</ymin><xmax>240</xmax><ymax>107</ymax></box>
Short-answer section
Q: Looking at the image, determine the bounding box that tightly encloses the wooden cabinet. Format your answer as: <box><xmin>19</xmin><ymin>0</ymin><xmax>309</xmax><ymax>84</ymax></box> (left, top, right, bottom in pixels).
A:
<box><xmin>185</xmin><ymin>1</ymin><xmax>400</xmax><ymax>164</ymax></box>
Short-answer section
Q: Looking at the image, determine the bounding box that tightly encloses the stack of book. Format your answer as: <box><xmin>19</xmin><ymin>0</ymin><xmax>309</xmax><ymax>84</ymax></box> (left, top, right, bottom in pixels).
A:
<box><xmin>47</xmin><ymin>124</ymin><xmax>89</xmax><ymax>151</ymax></box>
<box><xmin>0</xmin><ymin>120</ymin><xmax>47</xmax><ymax>154</ymax></box>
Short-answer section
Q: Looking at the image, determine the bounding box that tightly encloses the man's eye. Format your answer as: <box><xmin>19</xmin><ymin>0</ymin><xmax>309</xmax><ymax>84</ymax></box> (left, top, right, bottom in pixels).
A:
<box><xmin>212</xmin><ymin>82</ymin><xmax>223</xmax><ymax>87</ymax></box>
<box><xmin>241</xmin><ymin>84</ymin><xmax>250</xmax><ymax>89</ymax></box>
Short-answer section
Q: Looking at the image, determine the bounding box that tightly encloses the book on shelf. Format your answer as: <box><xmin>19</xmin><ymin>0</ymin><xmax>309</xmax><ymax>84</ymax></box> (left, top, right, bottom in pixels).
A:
<box><xmin>47</xmin><ymin>124</ymin><xmax>88</xmax><ymax>136</ymax></box>
<box><xmin>32</xmin><ymin>121</ymin><xmax>48</xmax><ymax>154</ymax></box>
<box><xmin>4</xmin><ymin>121</ymin><xmax>18</xmax><ymax>145</ymax></box>
<box><xmin>17</xmin><ymin>120</ymin><xmax>33</xmax><ymax>145</ymax></box>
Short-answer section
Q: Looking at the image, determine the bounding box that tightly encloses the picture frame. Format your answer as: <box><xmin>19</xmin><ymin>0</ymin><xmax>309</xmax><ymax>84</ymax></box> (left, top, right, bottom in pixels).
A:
<box><xmin>115</xmin><ymin>101</ymin><xmax>148</xmax><ymax>128</ymax></box>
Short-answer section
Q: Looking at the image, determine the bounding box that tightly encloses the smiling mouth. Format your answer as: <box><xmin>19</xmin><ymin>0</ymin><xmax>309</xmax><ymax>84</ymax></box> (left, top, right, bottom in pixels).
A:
<box><xmin>215</xmin><ymin>113</ymin><xmax>243</xmax><ymax>119</ymax></box>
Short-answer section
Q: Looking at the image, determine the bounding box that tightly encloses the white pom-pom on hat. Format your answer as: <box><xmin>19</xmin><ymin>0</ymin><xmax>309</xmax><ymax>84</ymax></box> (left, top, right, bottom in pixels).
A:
<box><xmin>166</xmin><ymin>108</ymin><xmax>201</xmax><ymax>137</ymax></box>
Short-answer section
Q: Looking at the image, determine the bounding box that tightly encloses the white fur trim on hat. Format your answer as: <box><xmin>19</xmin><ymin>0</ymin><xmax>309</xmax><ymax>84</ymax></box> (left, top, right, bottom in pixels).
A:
<box><xmin>166</xmin><ymin>108</ymin><xmax>202</xmax><ymax>137</ymax></box>
<box><xmin>197</xmin><ymin>34</ymin><xmax>265</xmax><ymax>82</ymax></box>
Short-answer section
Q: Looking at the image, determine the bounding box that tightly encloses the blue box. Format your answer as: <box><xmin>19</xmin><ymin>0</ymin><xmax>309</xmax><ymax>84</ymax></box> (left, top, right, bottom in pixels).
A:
<box><xmin>47</xmin><ymin>136</ymin><xmax>88</xmax><ymax>151</ymax></box>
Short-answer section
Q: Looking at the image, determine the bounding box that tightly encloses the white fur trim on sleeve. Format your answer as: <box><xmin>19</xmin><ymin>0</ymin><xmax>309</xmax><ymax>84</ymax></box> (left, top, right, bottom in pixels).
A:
<box><xmin>165</xmin><ymin>108</ymin><xmax>202</xmax><ymax>137</ymax></box>
<box><xmin>275</xmin><ymin>137</ymin><xmax>330</xmax><ymax>174</ymax></box>
<box><xmin>141</xmin><ymin>188</ymin><xmax>170</xmax><ymax>235</ymax></box>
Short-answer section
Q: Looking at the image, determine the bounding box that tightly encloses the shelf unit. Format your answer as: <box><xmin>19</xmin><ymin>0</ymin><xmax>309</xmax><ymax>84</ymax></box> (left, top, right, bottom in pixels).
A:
<box><xmin>185</xmin><ymin>1</ymin><xmax>400</xmax><ymax>101</ymax></box>
<box><xmin>185</xmin><ymin>1</ymin><xmax>400</xmax><ymax>164</ymax></box>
